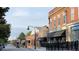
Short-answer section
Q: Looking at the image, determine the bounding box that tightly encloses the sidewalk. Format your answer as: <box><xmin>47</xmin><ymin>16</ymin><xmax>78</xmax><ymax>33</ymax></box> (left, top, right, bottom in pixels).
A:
<box><xmin>31</xmin><ymin>47</ymin><xmax>46</xmax><ymax>51</ymax></box>
<box><xmin>35</xmin><ymin>47</ymin><xmax>46</xmax><ymax>51</ymax></box>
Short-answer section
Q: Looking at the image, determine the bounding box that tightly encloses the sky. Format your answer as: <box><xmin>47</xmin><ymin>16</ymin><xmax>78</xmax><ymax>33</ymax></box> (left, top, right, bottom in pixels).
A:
<box><xmin>5</xmin><ymin>7</ymin><xmax>52</xmax><ymax>40</ymax></box>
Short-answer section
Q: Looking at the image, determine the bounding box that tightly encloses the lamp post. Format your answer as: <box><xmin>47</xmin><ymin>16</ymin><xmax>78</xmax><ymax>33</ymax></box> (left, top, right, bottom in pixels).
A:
<box><xmin>27</xmin><ymin>26</ymin><xmax>37</xmax><ymax>49</ymax></box>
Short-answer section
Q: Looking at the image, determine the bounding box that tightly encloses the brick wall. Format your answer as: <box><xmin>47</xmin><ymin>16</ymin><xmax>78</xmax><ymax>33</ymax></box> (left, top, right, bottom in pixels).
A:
<box><xmin>48</xmin><ymin>7</ymin><xmax>79</xmax><ymax>31</ymax></box>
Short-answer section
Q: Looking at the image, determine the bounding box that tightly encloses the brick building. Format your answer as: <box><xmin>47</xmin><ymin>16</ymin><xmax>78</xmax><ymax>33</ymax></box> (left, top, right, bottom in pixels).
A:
<box><xmin>25</xmin><ymin>35</ymin><xmax>34</xmax><ymax>48</ymax></box>
<box><xmin>48</xmin><ymin>7</ymin><xmax>79</xmax><ymax>43</ymax></box>
<box><xmin>25</xmin><ymin>29</ymin><xmax>39</xmax><ymax>48</ymax></box>
<box><xmin>37</xmin><ymin>25</ymin><xmax>49</xmax><ymax>47</ymax></box>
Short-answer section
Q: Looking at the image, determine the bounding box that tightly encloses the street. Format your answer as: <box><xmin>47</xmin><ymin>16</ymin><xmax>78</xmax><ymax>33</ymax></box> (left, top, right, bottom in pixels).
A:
<box><xmin>2</xmin><ymin>44</ymin><xmax>35</xmax><ymax>51</ymax></box>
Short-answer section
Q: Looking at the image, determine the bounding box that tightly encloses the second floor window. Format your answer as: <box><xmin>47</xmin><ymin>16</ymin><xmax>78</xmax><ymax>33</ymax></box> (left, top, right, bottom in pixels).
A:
<box><xmin>58</xmin><ymin>15</ymin><xmax>60</xmax><ymax>26</ymax></box>
<box><xmin>54</xmin><ymin>18</ymin><xmax>56</xmax><ymax>30</ymax></box>
<box><xmin>63</xmin><ymin>12</ymin><xmax>66</xmax><ymax>24</ymax></box>
<box><xmin>58</xmin><ymin>17</ymin><xmax>60</xmax><ymax>25</ymax></box>
<box><xmin>78</xmin><ymin>8</ymin><xmax>79</xmax><ymax>18</ymax></box>
<box><xmin>71</xmin><ymin>8</ymin><xmax>74</xmax><ymax>21</ymax></box>
<box><xmin>49</xmin><ymin>18</ymin><xmax>53</xmax><ymax>31</ymax></box>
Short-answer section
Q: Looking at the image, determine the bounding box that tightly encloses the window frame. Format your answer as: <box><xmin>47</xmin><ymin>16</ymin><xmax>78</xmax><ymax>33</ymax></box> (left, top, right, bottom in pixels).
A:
<box><xmin>63</xmin><ymin>12</ymin><xmax>66</xmax><ymax>24</ymax></box>
<box><xmin>58</xmin><ymin>15</ymin><xmax>60</xmax><ymax>26</ymax></box>
<box><xmin>54</xmin><ymin>17</ymin><xmax>56</xmax><ymax>30</ymax></box>
<box><xmin>78</xmin><ymin>8</ymin><xmax>79</xmax><ymax>18</ymax></box>
<box><xmin>71</xmin><ymin>7</ymin><xmax>74</xmax><ymax>21</ymax></box>
<box><xmin>49</xmin><ymin>18</ymin><xmax>53</xmax><ymax>32</ymax></box>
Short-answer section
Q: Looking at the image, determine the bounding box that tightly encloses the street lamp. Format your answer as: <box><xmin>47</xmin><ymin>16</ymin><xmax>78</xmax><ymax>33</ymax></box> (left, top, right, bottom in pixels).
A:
<box><xmin>27</xmin><ymin>26</ymin><xmax>37</xmax><ymax>49</ymax></box>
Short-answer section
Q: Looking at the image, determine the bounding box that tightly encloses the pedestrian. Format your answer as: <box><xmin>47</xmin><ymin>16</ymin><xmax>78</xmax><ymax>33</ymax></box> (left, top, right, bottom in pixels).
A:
<box><xmin>16</xmin><ymin>41</ymin><xmax>19</xmax><ymax>48</ymax></box>
<box><xmin>23</xmin><ymin>42</ymin><xmax>25</xmax><ymax>48</ymax></box>
<box><xmin>74</xmin><ymin>40</ymin><xmax>78</xmax><ymax>51</ymax></box>
<box><xmin>66</xmin><ymin>42</ymin><xmax>69</xmax><ymax>50</ymax></box>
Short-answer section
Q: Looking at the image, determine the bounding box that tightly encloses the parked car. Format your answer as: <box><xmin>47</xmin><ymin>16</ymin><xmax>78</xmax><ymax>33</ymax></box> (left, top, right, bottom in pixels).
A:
<box><xmin>0</xmin><ymin>43</ymin><xmax>3</xmax><ymax>51</ymax></box>
<box><xmin>2</xmin><ymin>44</ymin><xmax>5</xmax><ymax>48</ymax></box>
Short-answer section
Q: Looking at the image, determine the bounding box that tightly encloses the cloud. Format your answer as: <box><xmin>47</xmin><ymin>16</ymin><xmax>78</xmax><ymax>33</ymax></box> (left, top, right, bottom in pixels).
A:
<box><xmin>11</xmin><ymin>8</ymin><xmax>30</xmax><ymax>17</ymax></box>
<box><xmin>13</xmin><ymin>11</ymin><xmax>29</xmax><ymax>17</ymax></box>
<box><xmin>6</xmin><ymin>7</ymin><xmax>51</xmax><ymax>40</ymax></box>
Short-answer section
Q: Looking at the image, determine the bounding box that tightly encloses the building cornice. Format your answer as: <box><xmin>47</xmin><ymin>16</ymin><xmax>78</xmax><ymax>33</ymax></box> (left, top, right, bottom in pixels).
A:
<box><xmin>48</xmin><ymin>7</ymin><xmax>66</xmax><ymax>18</ymax></box>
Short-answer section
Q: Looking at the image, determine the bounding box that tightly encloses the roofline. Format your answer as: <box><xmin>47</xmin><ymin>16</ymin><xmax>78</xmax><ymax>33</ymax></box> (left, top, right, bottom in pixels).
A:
<box><xmin>48</xmin><ymin>7</ymin><xmax>66</xmax><ymax>18</ymax></box>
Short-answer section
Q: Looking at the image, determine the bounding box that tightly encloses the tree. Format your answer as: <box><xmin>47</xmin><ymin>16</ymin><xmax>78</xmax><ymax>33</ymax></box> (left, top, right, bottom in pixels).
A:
<box><xmin>0</xmin><ymin>7</ymin><xmax>9</xmax><ymax>24</ymax></box>
<box><xmin>0</xmin><ymin>7</ymin><xmax>10</xmax><ymax>43</ymax></box>
<box><xmin>17</xmin><ymin>32</ymin><xmax>25</xmax><ymax>41</ymax></box>
<box><xmin>26</xmin><ymin>31</ymin><xmax>32</xmax><ymax>36</ymax></box>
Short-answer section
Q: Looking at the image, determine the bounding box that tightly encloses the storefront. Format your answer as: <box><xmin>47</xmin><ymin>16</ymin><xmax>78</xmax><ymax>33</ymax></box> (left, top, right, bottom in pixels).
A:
<box><xmin>47</xmin><ymin>30</ymin><xmax>66</xmax><ymax>43</ymax></box>
<box><xmin>46</xmin><ymin>30</ymin><xmax>66</xmax><ymax>50</ymax></box>
<box><xmin>71</xmin><ymin>23</ymin><xmax>79</xmax><ymax>41</ymax></box>
<box><xmin>68</xmin><ymin>23</ymin><xmax>79</xmax><ymax>50</ymax></box>
<box><xmin>38</xmin><ymin>37</ymin><xmax>48</xmax><ymax>47</ymax></box>
<box><xmin>25</xmin><ymin>35</ymin><xmax>34</xmax><ymax>48</ymax></box>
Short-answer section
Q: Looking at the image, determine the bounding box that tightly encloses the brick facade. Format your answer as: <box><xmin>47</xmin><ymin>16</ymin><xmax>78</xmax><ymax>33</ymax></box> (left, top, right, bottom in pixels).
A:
<box><xmin>48</xmin><ymin>7</ymin><xmax>79</xmax><ymax>42</ymax></box>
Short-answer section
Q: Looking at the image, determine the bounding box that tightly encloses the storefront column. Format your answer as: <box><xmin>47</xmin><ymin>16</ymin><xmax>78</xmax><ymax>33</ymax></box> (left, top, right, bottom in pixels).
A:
<box><xmin>66</xmin><ymin>26</ymin><xmax>72</xmax><ymax>50</ymax></box>
<box><xmin>66</xmin><ymin>26</ymin><xmax>71</xmax><ymax>42</ymax></box>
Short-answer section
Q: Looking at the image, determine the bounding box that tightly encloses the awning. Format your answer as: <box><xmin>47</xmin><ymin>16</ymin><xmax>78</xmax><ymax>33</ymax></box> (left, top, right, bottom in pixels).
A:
<box><xmin>38</xmin><ymin>37</ymin><xmax>47</xmax><ymax>39</ymax></box>
<box><xmin>38</xmin><ymin>37</ymin><xmax>47</xmax><ymax>42</ymax></box>
<box><xmin>47</xmin><ymin>30</ymin><xmax>66</xmax><ymax>38</ymax></box>
<box><xmin>72</xmin><ymin>25</ymin><xmax>79</xmax><ymax>30</ymax></box>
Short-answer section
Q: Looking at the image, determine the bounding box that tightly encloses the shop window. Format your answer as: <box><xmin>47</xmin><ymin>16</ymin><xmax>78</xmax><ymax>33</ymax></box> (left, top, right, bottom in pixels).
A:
<box><xmin>71</xmin><ymin>25</ymin><xmax>79</xmax><ymax>41</ymax></box>
<box><xmin>72</xmin><ymin>30</ymin><xmax>79</xmax><ymax>41</ymax></box>
<box><xmin>71</xmin><ymin>8</ymin><xmax>74</xmax><ymax>21</ymax></box>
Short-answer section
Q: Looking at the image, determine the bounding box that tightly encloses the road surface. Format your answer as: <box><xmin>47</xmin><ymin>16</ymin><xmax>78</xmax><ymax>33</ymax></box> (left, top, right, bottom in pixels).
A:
<box><xmin>2</xmin><ymin>44</ymin><xmax>35</xmax><ymax>51</ymax></box>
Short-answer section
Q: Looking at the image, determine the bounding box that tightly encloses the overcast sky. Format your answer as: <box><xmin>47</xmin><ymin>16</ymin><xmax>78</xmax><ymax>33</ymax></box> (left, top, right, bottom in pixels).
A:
<box><xmin>5</xmin><ymin>7</ymin><xmax>52</xmax><ymax>40</ymax></box>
